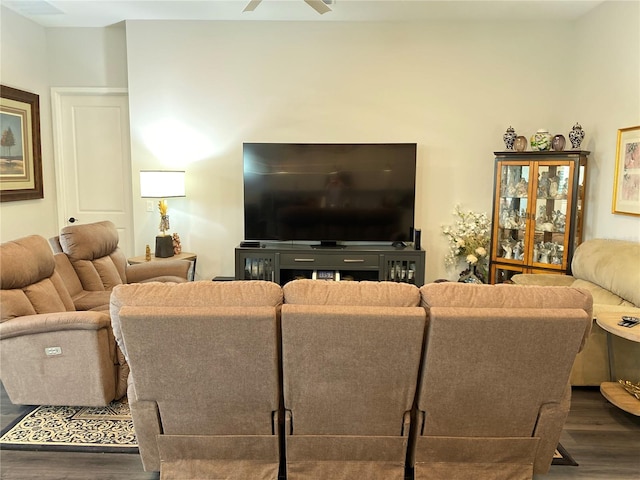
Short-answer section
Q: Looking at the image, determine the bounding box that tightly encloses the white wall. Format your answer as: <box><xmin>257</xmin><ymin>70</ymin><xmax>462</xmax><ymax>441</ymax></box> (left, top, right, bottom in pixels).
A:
<box><xmin>0</xmin><ymin>7</ymin><xmax>58</xmax><ymax>241</ymax></box>
<box><xmin>124</xmin><ymin>19</ymin><xmax>586</xmax><ymax>282</ymax></box>
<box><xmin>46</xmin><ymin>24</ymin><xmax>128</xmax><ymax>88</ymax></box>
<box><xmin>574</xmin><ymin>0</ymin><xmax>640</xmax><ymax>240</ymax></box>
<box><xmin>2</xmin><ymin>1</ymin><xmax>638</xmax><ymax>283</ymax></box>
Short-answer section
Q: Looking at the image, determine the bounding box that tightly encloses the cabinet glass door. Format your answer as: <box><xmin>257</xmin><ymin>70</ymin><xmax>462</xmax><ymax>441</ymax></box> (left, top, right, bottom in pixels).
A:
<box><xmin>238</xmin><ymin>253</ymin><xmax>276</xmax><ymax>282</ymax></box>
<box><xmin>529</xmin><ymin>161</ymin><xmax>574</xmax><ymax>270</ymax></box>
<box><xmin>494</xmin><ymin>163</ymin><xmax>531</xmax><ymax>265</ymax></box>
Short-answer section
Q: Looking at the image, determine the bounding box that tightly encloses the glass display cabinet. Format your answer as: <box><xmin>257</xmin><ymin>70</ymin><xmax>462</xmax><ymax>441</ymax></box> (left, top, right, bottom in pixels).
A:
<box><xmin>489</xmin><ymin>151</ymin><xmax>589</xmax><ymax>284</ymax></box>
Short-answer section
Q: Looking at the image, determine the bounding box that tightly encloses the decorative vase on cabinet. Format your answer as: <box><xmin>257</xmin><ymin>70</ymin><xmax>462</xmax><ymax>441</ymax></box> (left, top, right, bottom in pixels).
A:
<box><xmin>552</xmin><ymin>134</ymin><xmax>566</xmax><ymax>151</ymax></box>
<box><xmin>569</xmin><ymin>123</ymin><xmax>585</xmax><ymax>149</ymax></box>
<box><xmin>530</xmin><ymin>129</ymin><xmax>552</xmax><ymax>151</ymax></box>
<box><xmin>489</xmin><ymin>150</ymin><xmax>589</xmax><ymax>284</ymax></box>
<box><xmin>503</xmin><ymin>126</ymin><xmax>517</xmax><ymax>150</ymax></box>
<box><xmin>514</xmin><ymin>136</ymin><xmax>528</xmax><ymax>152</ymax></box>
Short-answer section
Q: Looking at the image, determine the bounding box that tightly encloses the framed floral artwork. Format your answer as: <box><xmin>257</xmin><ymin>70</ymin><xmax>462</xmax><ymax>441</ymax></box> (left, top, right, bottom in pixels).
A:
<box><xmin>0</xmin><ymin>85</ymin><xmax>43</xmax><ymax>202</ymax></box>
<box><xmin>612</xmin><ymin>126</ymin><xmax>640</xmax><ymax>216</ymax></box>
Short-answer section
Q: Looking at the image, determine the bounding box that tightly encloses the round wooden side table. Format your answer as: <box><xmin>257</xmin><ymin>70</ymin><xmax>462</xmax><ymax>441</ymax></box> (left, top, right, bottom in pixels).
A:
<box><xmin>596</xmin><ymin>312</ymin><xmax>640</xmax><ymax>416</ymax></box>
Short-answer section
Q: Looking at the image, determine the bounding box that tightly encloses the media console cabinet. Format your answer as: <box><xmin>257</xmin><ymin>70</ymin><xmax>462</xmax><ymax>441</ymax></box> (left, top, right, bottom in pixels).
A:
<box><xmin>235</xmin><ymin>244</ymin><xmax>426</xmax><ymax>286</ymax></box>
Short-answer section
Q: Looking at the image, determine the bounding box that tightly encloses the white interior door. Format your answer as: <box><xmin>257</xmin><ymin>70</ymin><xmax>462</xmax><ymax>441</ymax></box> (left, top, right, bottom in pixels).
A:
<box><xmin>51</xmin><ymin>88</ymin><xmax>134</xmax><ymax>256</ymax></box>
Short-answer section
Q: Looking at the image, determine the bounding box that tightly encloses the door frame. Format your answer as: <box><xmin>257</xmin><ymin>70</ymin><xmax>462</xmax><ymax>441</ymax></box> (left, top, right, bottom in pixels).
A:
<box><xmin>50</xmin><ymin>87</ymin><xmax>133</xmax><ymax>246</ymax></box>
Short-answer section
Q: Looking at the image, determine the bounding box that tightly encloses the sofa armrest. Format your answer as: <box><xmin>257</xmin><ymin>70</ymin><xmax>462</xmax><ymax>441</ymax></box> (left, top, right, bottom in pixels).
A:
<box><xmin>125</xmin><ymin>260</ymin><xmax>190</xmax><ymax>283</ymax></box>
<box><xmin>0</xmin><ymin>311</ymin><xmax>111</xmax><ymax>339</ymax></box>
<box><xmin>593</xmin><ymin>304</ymin><xmax>640</xmax><ymax>318</ymax></box>
<box><xmin>511</xmin><ymin>274</ymin><xmax>575</xmax><ymax>287</ymax></box>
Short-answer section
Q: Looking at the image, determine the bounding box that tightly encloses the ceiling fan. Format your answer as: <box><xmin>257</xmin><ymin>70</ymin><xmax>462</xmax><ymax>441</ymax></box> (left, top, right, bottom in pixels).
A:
<box><xmin>243</xmin><ymin>0</ymin><xmax>332</xmax><ymax>15</ymax></box>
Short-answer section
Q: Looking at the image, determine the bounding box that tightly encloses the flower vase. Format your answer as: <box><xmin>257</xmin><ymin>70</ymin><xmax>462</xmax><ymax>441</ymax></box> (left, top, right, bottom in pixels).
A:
<box><xmin>530</xmin><ymin>129</ymin><xmax>552</xmax><ymax>151</ymax></box>
<box><xmin>458</xmin><ymin>264</ymin><xmax>483</xmax><ymax>284</ymax></box>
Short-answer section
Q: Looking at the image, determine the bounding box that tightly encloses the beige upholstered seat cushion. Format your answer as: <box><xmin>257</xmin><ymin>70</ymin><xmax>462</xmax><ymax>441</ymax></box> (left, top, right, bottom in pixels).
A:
<box><xmin>420</xmin><ymin>282</ymin><xmax>593</xmax><ymax>311</ymax></box>
<box><xmin>0</xmin><ymin>235</ymin><xmax>75</xmax><ymax>321</ymax></box>
<box><xmin>282</xmin><ymin>279</ymin><xmax>420</xmax><ymax>306</ymax></box>
<box><xmin>59</xmin><ymin>221</ymin><xmax>127</xmax><ymax>290</ymax></box>
<box><xmin>111</xmin><ymin>280</ymin><xmax>283</xmax><ymax>361</ymax></box>
<box><xmin>421</xmin><ymin>283</ymin><xmax>593</xmax><ymax>351</ymax></box>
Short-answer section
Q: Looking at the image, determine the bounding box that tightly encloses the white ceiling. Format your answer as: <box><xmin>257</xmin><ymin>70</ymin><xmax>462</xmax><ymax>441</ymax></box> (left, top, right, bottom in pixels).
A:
<box><xmin>1</xmin><ymin>0</ymin><xmax>607</xmax><ymax>28</ymax></box>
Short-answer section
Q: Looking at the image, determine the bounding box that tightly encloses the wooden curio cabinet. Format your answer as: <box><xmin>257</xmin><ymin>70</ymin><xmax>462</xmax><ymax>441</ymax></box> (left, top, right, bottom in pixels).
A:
<box><xmin>489</xmin><ymin>150</ymin><xmax>589</xmax><ymax>284</ymax></box>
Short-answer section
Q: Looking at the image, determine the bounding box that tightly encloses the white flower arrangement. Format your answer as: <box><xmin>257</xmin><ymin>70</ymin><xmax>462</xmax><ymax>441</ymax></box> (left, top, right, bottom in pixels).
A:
<box><xmin>442</xmin><ymin>205</ymin><xmax>491</xmax><ymax>282</ymax></box>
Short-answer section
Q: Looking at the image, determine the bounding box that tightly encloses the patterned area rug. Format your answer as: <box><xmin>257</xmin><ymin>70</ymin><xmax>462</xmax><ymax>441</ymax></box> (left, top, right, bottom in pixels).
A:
<box><xmin>0</xmin><ymin>399</ymin><xmax>138</xmax><ymax>453</ymax></box>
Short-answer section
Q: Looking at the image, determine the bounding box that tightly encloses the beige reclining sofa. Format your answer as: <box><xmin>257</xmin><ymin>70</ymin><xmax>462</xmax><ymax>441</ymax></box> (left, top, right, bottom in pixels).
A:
<box><xmin>512</xmin><ymin>238</ymin><xmax>640</xmax><ymax>385</ymax></box>
<box><xmin>0</xmin><ymin>235</ymin><xmax>128</xmax><ymax>406</ymax></box>
<box><xmin>111</xmin><ymin>279</ymin><xmax>592</xmax><ymax>480</ymax></box>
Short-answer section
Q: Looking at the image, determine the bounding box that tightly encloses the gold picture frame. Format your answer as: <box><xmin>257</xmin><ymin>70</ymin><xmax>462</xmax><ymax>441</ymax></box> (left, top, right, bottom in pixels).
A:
<box><xmin>0</xmin><ymin>85</ymin><xmax>43</xmax><ymax>202</ymax></box>
<box><xmin>612</xmin><ymin>125</ymin><xmax>640</xmax><ymax>216</ymax></box>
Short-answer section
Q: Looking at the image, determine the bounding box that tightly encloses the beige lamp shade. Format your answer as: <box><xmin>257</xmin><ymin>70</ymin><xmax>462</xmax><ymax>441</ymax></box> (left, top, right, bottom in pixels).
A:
<box><xmin>139</xmin><ymin>170</ymin><xmax>186</xmax><ymax>198</ymax></box>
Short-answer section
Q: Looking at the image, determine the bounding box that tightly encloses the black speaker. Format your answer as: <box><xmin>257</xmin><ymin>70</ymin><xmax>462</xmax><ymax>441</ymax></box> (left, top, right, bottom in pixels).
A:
<box><xmin>414</xmin><ymin>229</ymin><xmax>421</xmax><ymax>250</ymax></box>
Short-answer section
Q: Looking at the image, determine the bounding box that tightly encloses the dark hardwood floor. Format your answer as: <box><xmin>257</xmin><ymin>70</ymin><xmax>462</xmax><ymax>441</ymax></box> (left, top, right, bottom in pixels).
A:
<box><xmin>1</xmin><ymin>385</ymin><xmax>638</xmax><ymax>479</ymax></box>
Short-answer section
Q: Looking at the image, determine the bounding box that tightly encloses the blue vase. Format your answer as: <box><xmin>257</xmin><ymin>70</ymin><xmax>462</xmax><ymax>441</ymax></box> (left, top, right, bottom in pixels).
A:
<box><xmin>569</xmin><ymin>123</ymin><xmax>585</xmax><ymax>149</ymax></box>
<box><xmin>503</xmin><ymin>126</ymin><xmax>517</xmax><ymax>150</ymax></box>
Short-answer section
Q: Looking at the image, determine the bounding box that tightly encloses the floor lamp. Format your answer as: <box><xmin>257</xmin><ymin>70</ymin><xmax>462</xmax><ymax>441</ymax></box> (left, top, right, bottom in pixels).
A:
<box><xmin>140</xmin><ymin>170</ymin><xmax>186</xmax><ymax>258</ymax></box>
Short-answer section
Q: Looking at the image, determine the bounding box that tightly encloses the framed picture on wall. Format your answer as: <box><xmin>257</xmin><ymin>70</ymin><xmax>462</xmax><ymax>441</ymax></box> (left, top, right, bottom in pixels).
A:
<box><xmin>0</xmin><ymin>85</ymin><xmax>43</xmax><ymax>202</ymax></box>
<box><xmin>612</xmin><ymin>125</ymin><xmax>640</xmax><ymax>216</ymax></box>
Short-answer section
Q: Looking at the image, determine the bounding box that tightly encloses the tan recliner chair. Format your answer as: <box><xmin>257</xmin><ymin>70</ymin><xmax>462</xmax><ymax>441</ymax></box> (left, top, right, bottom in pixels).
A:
<box><xmin>413</xmin><ymin>283</ymin><xmax>593</xmax><ymax>479</ymax></box>
<box><xmin>280</xmin><ymin>280</ymin><xmax>426</xmax><ymax>479</ymax></box>
<box><xmin>0</xmin><ymin>235</ymin><xmax>128</xmax><ymax>406</ymax></box>
<box><xmin>54</xmin><ymin>221</ymin><xmax>190</xmax><ymax>300</ymax></box>
<box><xmin>53</xmin><ymin>250</ymin><xmax>112</xmax><ymax>311</ymax></box>
<box><xmin>109</xmin><ymin>280</ymin><xmax>283</xmax><ymax>479</ymax></box>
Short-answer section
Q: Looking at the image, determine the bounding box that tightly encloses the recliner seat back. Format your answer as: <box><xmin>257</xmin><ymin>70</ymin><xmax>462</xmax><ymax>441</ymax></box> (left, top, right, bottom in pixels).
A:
<box><xmin>110</xmin><ymin>280</ymin><xmax>284</xmax><ymax>478</ymax></box>
<box><xmin>59</xmin><ymin>220</ymin><xmax>127</xmax><ymax>290</ymax></box>
<box><xmin>414</xmin><ymin>283</ymin><xmax>593</xmax><ymax>479</ymax></box>
<box><xmin>1</xmin><ymin>235</ymin><xmax>75</xmax><ymax>321</ymax></box>
<box><xmin>281</xmin><ymin>280</ymin><xmax>426</xmax><ymax>480</ymax></box>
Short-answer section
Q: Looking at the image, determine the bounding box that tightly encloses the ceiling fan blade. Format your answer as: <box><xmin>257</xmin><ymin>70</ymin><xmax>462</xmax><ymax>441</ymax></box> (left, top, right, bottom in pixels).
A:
<box><xmin>243</xmin><ymin>0</ymin><xmax>263</xmax><ymax>12</ymax></box>
<box><xmin>304</xmin><ymin>0</ymin><xmax>332</xmax><ymax>14</ymax></box>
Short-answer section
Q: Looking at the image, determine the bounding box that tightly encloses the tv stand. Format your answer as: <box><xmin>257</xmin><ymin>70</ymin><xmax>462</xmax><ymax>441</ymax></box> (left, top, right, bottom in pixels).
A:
<box><xmin>235</xmin><ymin>243</ymin><xmax>426</xmax><ymax>286</ymax></box>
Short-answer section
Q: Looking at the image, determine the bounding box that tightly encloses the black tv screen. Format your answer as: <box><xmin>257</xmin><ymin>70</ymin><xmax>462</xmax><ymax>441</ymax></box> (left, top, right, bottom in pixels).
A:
<box><xmin>243</xmin><ymin>143</ymin><xmax>417</xmax><ymax>244</ymax></box>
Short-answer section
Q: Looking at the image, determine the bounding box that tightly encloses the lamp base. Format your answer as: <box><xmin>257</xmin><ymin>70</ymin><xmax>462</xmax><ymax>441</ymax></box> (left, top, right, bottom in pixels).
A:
<box><xmin>155</xmin><ymin>235</ymin><xmax>174</xmax><ymax>258</ymax></box>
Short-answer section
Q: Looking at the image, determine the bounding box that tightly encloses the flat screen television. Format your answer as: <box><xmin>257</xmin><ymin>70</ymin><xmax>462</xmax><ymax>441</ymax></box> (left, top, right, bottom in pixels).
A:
<box><xmin>243</xmin><ymin>143</ymin><xmax>417</xmax><ymax>246</ymax></box>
